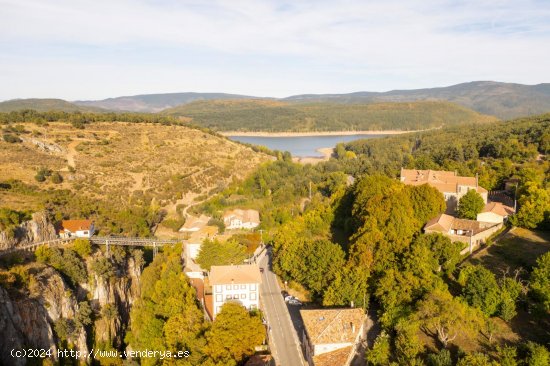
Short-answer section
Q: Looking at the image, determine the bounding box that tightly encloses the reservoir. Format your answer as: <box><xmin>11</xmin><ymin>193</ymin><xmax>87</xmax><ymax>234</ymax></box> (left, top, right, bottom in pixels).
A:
<box><xmin>228</xmin><ymin>134</ymin><xmax>387</xmax><ymax>157</ymax></box>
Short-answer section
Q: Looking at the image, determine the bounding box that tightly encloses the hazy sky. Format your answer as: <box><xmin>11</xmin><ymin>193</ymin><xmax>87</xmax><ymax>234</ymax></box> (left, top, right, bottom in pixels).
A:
<box><xmin>1</xmin><ymin>0</ymin><xmax>549</xmax><ymax>100</ymax></box>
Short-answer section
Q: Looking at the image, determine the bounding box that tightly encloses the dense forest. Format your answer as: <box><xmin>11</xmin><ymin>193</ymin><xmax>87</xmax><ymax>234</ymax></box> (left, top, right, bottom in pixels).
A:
<box><xmin>193</xmin><ymin>113</ymin><xmax>549</xmax><ymax>364</ymax></box>
<box><xmin>163</xmin><ymin>99</ymin><xmax>496</xmax><ymax>132</ymax></box>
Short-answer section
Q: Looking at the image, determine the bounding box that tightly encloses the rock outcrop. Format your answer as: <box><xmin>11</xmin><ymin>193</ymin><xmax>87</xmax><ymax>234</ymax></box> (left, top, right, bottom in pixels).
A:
<box><xmin>0</xmin><ymin>251</ymin><xmax>142</xmax><ymax>365</ymax></box>
<box><xmin>0</xmin><ymin>211</ymin><xmax>57</xmax><ymax>251</ymax></box>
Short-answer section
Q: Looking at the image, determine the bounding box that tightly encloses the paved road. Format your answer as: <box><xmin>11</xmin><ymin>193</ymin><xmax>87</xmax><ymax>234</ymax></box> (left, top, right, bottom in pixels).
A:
<box><xmin>259</xmin><ymin>249</ymin><xmax>306</xmax><ymax>366</ymax></box>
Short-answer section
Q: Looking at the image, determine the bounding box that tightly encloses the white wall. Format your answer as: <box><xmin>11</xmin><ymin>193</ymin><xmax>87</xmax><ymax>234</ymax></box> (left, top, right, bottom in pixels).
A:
<box><xmin>212</xmin><ymin>283</ymin><xmax>259</xmax><ymax>318</ymax></box>
<box><xmin>477</xmin><ymin>212</ymin><xmax>504</xmax><ymax>224</ymax></box>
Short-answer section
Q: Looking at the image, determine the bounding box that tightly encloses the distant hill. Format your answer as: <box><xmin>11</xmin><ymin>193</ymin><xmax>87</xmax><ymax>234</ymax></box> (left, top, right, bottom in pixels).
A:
<box><xmin>74</xmin><ymin>92</ymin><xmax>257</xmax><ymax>113</ymax></box>
<box><xmin>284</xmin><ymin>81</ymin><xmax>550</xmax><ymax>120</ymax></box>
<box><xmin>162</xmin><ymin>99</ymin><xmax>497</xmax><ymax>132</ymax></box>
<box><xmin>0</xmin><ymin>98</ymin><xmax>105</xmax><ymax>113</ymax></box>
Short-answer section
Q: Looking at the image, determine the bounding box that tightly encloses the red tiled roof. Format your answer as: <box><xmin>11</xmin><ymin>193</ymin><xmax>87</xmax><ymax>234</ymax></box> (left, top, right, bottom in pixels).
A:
<box><xmin>61</xmin><ymin>220</ymin><xmax>93</xmax><ymax>233</ymax></box>
<box><xmin>481</xmin><ymin>202</ymin><xmax>515</xmax><ymax>216</ymax></box>
<box><xmin>313</xmin><ymin>346</ymin><xmax>354</xmax><ymax>366</ymax></box>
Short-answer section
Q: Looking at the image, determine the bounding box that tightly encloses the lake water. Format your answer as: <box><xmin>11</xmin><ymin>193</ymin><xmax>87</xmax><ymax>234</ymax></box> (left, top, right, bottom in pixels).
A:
<box><xmin>228</xmin><ymin>134</ymin><xmax>386</xmax><ymax>157</ymax></box>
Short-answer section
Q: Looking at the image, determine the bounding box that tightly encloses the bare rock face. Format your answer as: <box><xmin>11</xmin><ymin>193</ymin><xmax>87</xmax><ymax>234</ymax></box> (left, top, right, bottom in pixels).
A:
<box><xmin>0</xmin><ymin>267</ymin><xmax>86</xmax><ymax>365</ymax></box>
<box><xmin>0</xmin><ymin>252</ymin><xmax>143</xmax><ymax>365</ymax></box>
<box><xmin>90</xmin><ymin>256</ymin><xmax>141</xmax><ymax>348</ymax></box>
<box><xmin>0</xmin><ymin>211</ymin><xmax>57</xmax><ymax>251</ymax></box>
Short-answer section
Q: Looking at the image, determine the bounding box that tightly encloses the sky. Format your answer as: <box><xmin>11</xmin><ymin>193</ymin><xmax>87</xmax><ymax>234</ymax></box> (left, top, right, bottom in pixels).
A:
<box><xmin>1</xmin><ymin>0</ymin><xmax>550</xmax><ymax>101</ymax></box>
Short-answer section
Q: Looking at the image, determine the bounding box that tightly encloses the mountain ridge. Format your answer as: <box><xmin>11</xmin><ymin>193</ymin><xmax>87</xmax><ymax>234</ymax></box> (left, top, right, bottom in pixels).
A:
<box><xmin>2</xmin><ymin>81</ymin><xmax>550</xmax><ymax>119</ymax></box>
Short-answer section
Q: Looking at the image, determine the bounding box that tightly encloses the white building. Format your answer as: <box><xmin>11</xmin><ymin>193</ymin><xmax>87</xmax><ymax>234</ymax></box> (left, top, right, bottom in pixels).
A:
<box><xmin>59</xmin><ymin>220</ymin><xmax>94</xmax><ymax>238</ymax></box>
<box><xmin>209</xmin><ymin>264</ymin><xmax>262</xmax><ymax>319</ymax></box>
<box><xmin>477</xmin><ymin>202</ymin><xmax>515</xmax><ymax>224</ymax></box>
<box><xmin>223</xmin><ymin>209</ymin><xmax>260</xmax><ymax>230</ymax></box>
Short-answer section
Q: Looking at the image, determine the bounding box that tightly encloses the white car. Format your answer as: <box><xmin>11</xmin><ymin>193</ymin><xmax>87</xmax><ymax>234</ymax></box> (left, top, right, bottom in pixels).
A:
<box><xmin>288</xmin><ymin>299</ymin><xmax>302</xmax><ymax>306</ymax></box>
<box><xmin>284</xmin><ymin>295</ymin><xmax>295</xmax><ymax>302</ymax></box>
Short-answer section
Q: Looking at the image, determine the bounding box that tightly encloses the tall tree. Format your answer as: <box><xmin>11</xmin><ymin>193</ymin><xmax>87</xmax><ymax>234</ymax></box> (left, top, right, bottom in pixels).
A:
<box><xmin>204</xmin><ymin>302</ymin><xmax>265</xmax><ymax>365</ymax></box>
<box><xmin>457</xmin><ymin>189</ymin><xmax>485</xmax><ymax>219</ymax></box>
<box><xmin>415</xmin><ymin>289</ymin><xmax>484</xmax><ymax>348</ymax></box>
<box><xmin>530</xmin><ymin>252</ymin><xmax>550</xmax><ymax>312</ymax></box>
<box><xmin>196</xmin><ymin>239</ymin><xmax>247</xmax><ymax>271</ymax></box>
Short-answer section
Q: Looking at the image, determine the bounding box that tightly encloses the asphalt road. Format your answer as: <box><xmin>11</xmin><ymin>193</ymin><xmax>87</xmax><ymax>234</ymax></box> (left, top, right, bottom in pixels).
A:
<box><xmin>259</xmin><ymin>250</ymin><xmax>306</xmax><ymax>366</ymax></box>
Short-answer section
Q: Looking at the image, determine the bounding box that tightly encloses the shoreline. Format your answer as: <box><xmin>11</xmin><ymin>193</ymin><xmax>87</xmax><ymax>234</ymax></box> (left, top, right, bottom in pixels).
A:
<box><xmin>222</xmin><ymin>130</ymin><xmax>420</xmax><ymax>137</ymax></box>
<box><xmin>293</xmin><ymin>147</ymin><xmax>334</xmax><ymax>165</ymax></box>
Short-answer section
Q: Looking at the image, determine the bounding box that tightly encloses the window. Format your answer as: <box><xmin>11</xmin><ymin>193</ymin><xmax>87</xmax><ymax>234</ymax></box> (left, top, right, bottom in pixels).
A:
<box><xmin>233</xmin><ymin>285</ymin><xmax>239</xmax><ymax>290</ymax></box>
<box><xmin>240</xmin><ymin>284</ymin><xmax>246</xmax><ymax>289</ymax></box>
<box><xmin>226</xmin><ymin>295</ymin><xmax>232</xmax><ymax>300</ymax></box>
<box><xmin>216</xmin><ymin>294</ymin><xmax>222</xmax><ymax>302</ymax></box>
<box><xmin>250</xmin><ymin>292</ymin><xmax>257</xmax><ymax>300</ymax></box>
<box><xmin>233</xmin><ymin>294</ymin><xmax>239</xmax><ymax>299</ymax></box>
<box><xmin>226</xmin><ymin>285</ymin><xmax>231</xmax><ymax>290</ymax></box>
<box><xmin>250</xmin><ymin>304</ymin><xmax>257</xmax><ymax>310</ymax></box>
<box><xmin>250</xmin><ymin>284</ymin><xmax>257</xmax><ymax>291</ymax></box>
<box><xmin>241</xmin><ymin>294</ymin><xmax>246</xmax><ymax>299</ymax></box>
<box><xmin>216</xmin><ymin>285</ymin><xmax>221</xmax><ymax>293</ymax></box>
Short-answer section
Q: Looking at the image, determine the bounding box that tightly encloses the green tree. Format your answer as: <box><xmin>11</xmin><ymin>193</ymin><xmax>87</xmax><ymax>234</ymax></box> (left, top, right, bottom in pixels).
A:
<box><xmin>196</xmin><ymin>239</ymin><xmax>247</xmax><ymax>271</ymax></box>
<box><xmin>427</xmin><ymin>349</ymin><xmax>452</xmax><ymax>366</ymax></box>
<box><xmin>126</xmin><ymin>244</ymin><xmax>207</xmax><ymax>366</ymax></box>
<box><xmin>395</xmin><ymin>318</ymin><xmax>424</xmax><ymax>364</ymax></box>
<box><xmin>511</xmin><ymin>182</ymin><xmax>550</xmax><ymax>229</ymax></box>
<box><xmin>406</xmin><ymin>184</ymin><xmax>446</xmax><ymax>224</ymax></box>
<box><xmin>457</xmin><ymin>189</ymin><xmax>485</xmax><ymax>219</ymax></box>
<box><xmin>75</xmin><ymin>301</ymin><xmax>93</xmax><ymax>328</ymax></box>
<box><xmin>205</xmin><ymin>302</ymin><xmax>264</xmax><ymax>365</ymax></box>
<box><xmin>497</xmin><ymin>346</ymin><xmax>518</xmax><ymax>366</ymax></box>
<box><xmin>530</xmin><ymin>252</ymin><xmax>550</xmax><ymax>311</ymax></box>
<box><xmin>366</xmin><ymin>332</ymin><xmax>390</xmax><ymax>366</ymax></box>
<box><xmin>523</xmin><ymin>342</ymin><xmax>550</xmax><ymax>366</ymax></box>
<box><xmin>459</xmin><ymin>265</ymin><xmax>501</xmax><ymax>317</ymax></box>
<box><xmin>72</xmin><ymin>238</ymin><xmax>92</xmax><ymax>258</ymax></box>
<box><xmin>457</xmin><ymin>352</ymin><xmax>498</xmax><ymax>366</ymax></box>
<box><xmin>415</xmin><ymin>289</ymin><xmax>483</xmax><ymax>348</ymax></box>
<box><xmin>323</xmin><ymin>265</ymin><xmax>369</xmax><ymax>308</ymax></box>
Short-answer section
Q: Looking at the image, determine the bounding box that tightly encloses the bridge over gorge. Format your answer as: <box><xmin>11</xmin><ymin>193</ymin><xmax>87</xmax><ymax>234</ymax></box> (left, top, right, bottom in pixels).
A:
<box><xmin>0</xmin><ymin>236</ymin><xmax>181</xmax><ymax>258</ymax></box>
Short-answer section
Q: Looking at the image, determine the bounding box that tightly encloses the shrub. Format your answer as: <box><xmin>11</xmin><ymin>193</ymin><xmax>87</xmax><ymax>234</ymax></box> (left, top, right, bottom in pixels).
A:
<box><xmin>72</xmin><ymin>238</ymin><xmax>92</xmax><ymax>258</ymax></box>
<box><xmin>2</xmin><ymin>134</ymin><xmax>21</xmax><ymax>143</ymax></box>
<box><xmin>50</xmin><ymin>172</ymin><xmax>63</xmax><ymax>184</ymax></box>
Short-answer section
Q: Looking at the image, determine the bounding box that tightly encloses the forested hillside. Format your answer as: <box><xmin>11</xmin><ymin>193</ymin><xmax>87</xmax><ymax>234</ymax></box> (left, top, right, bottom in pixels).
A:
<box><xmin>285</xmin><ymin>81</ymin><xmax>550</xmax><ymax>120</ymax></box>
<box><xmin>163</xmin><ymin>99</ymin><xmax>497</xmax><ymax>132</ymax></box>
<box><xmin>194</xmin><ymin>113</ymin><xmax>549</xmax><ymax>363</ymax></box>
<box><xmin>0</xmin><ymin>99</ymin><xmax>105</xmax><ymax>113</ymax></box>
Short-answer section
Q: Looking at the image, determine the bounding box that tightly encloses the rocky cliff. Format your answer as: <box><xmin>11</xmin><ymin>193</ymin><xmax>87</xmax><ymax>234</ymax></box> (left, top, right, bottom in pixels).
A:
<box><xmin>0</xmin><ymin>211</ymin><xmax>57</xmax><ymax>251</ymax></box>
<box><xmin>0</xmin><ymin>249</ymin><xmax>142</xmax><ymax>365</ymax></box>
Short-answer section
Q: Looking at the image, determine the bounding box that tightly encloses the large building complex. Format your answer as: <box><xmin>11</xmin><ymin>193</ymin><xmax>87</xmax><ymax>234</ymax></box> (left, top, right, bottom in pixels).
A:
<box><xmin>400</xmin><ymin>169</ymin><xmax>488</xmax><ymax>213</ymax></box>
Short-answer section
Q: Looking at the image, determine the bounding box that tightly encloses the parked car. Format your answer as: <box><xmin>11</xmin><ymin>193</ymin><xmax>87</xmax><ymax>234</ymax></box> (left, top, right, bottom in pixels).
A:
<box><xmin>284</xmin><ymin>295</ymin><xmax>295</xmax><ymax>302</ymax></box>
<box><xmin>288</xmin><ymin>299</ymin><xmax>302</xmax><ymax>306</ymax></box>
<box><xmin>281</xmin><ymin>291</ymin><xmax>289</xmax><ymax>299</ymax></box>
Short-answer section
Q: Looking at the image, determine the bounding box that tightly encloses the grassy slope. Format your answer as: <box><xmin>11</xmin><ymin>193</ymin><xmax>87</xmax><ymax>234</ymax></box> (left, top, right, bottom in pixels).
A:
<box><xmin>0</xmin><ymin>121</ymin><xmax>270</xmax><ymax>213</ymax></box>
<box><xmin>0</xmin><ymin>99</ymin><xmax>105</xmax><ymax>113</ymax></box>
<box><xmin>162</xmin><ymin>99</ymin><xmax>498</xmax><ymax>132</ymax></box>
